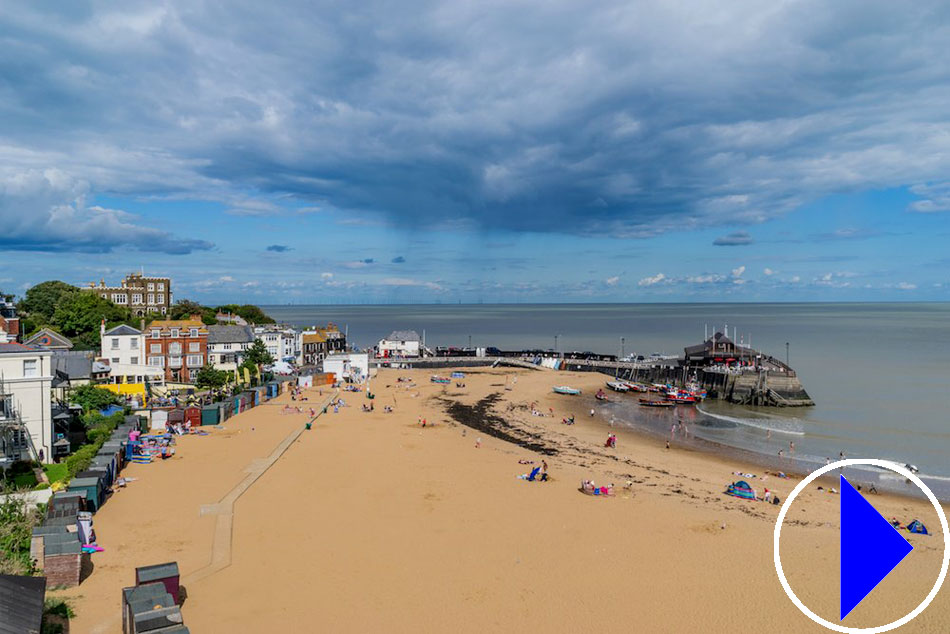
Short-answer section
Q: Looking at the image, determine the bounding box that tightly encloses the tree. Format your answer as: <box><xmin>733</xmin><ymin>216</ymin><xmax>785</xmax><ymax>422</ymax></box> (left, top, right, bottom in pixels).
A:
<box><xmin>168</xmin><ymin>300</ymin><xmax>216</xmax><ymax>324</ymax></box>
<box><xmin>69</xmin><ymin>385</ymin><xmax>120</xmax><ymax>413</ymax></box>
<box><xmin>0</xmin><ymin>492</ymin><xmax>42</xmax><ymax>575</ymax></box>
<box><xmin>244</xmin><ymin>339</ymin><xmax>274</xmax><ymax>367</ymax></box>
<box><xmin>51</xmin><ymin>291</ymin><xmax>132</xmax><ymax>341</ymax></box>
<box><xmin>17</xmin><ymin>281</ymin><xmax>78</xmax><ymax>321</ymax></box>
<box><xmin>195</xmin><ymin>364</ymin><xmax>229</xmax><ymax>390</ymax></box>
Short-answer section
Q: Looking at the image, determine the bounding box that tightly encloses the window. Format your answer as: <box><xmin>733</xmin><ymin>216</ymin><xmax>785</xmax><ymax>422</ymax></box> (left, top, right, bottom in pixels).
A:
<box><xmin>151</xmin><ymin>329</ymin><xmax>161</xmax><ymax>338</ymax></box>
<box><xmin>147</xmin><ymin>294</ymin><xmax>154</xmax><ymax>304</ymax></box>
<box><xmin>189</xmin><ymin>342</ymin><xmax>200</xmax><ymax>352</ymax></box>
<box><xmin>161</xmin><ymin>307</ymin><xmax>167</xmax><ymax>315</ymax></box>
<box><xmin>23</xmin><ymin>359</ymin><xmax>38</xmax><ymax>377</ymax></box>
<box><xmin>149</xmin><ymin>356</ymin><xmax>165</xmax><ymax>367</ymax></box>
<box><xmin>169</xmin><ymin>342</ymin><xmax>182</xmax><ymax>355</ymax></box>
<box><xmin>111</xmin><ymin>337</ymin><xmax>120</xmax><ymax>349</ymax></box>
<box><xmin>224</xmin><ymin>343</ymin><xmax>231</xmax><ymax>351</ymax></box>
<box><xmin>187</xmin><ymin>354</ymin><xmax>203</xmax><ymax>367</ymax></box>
<box><xmin>131</xmin><ymin>338</ymin><xmax>138</xmax><ymax>349</ymax></box>
<box><xmin>170</xmin><ymin>328</ymin><xmax>179</xmax><ymax>338</ymax></box>
<box><xmin>111</xmin><ymin>357</ymin><xmax>119</xmax><ymax>364</ymax></box>
<box><xmin>189</xmin><ymin>328</ymin><xmax>199</xmax><ymax>337</ymax></box>
<box><xmin>157</xmin><ymin>283</ymin><xmax>164</xmax><ymax>291</ymax></box>
<box><xmin>157</xmin><ymin>294</ymin><xmax>165</xmax><ymax>304</ymax></box>
<box><xmin>189</xmin><ymin>370</ymin><xmax>197</xmax><ymax>381</ymax></box>
<box><xmin>147</xmin><ymin>283</ymin><xmax>154</xmax><ymax>291</ymax></box>
<box><xmin>131</xmin><ymin>293</ymin><xmax>143</xmax><ymax>304</ymax></box>
<box><xmin>111</xmin><ymin>293</ymin><xmax>127</xmax><ymax>304</ymax></box>
<box><xmin>150</xmin><ymin>343</ymin><xmax>161</xmax><ymax>353</ymax></box>
<box><xmin>130</xmin><ymin>356</ymin><xmax>139</xmax><ymax>364</ymax></box>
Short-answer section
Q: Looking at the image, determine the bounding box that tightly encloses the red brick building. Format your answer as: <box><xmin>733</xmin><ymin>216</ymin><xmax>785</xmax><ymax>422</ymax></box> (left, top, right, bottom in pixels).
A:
<box><xmin>144</xmin><ymin>318</ymin><xmax>208</xmax><ymax>383</ymax></box>
<box><xmin>0</xmin><ymin>299</ymin><xmax>19</xmax><ymax>343</ymax></box>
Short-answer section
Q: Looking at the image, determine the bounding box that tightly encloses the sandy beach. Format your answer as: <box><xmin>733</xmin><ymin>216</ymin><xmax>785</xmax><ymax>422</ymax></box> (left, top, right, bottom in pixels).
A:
<box><xmin>56</xmin><ymin>367</ymin><xmax>949</xmax><ymax>633</ymax></box>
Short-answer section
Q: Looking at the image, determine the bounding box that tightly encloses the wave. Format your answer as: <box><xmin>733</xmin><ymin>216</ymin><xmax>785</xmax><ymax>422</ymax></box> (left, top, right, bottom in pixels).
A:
<box><xmin>696</xmin><ymin>406</ymin><xmax>805</xmax><ymax>436</ymax></box>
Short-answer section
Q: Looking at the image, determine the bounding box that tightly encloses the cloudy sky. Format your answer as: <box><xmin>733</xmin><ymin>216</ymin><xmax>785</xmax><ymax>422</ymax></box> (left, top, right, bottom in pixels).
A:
<box><xmin>2</xmin><ymin>0</ymin><xmax>950</xmax><ymax>303</ymax></box>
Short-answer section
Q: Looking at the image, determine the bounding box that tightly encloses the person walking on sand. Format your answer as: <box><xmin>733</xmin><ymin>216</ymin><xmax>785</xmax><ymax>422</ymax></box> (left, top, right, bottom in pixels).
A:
<box><xmin>789</xmin><ymin>441</ymin><xmax>795</xmax><ymax>454</ymax></box>
<box><xmin>475</xmin><ymin>437</ymin><xmax>481</xmax><ymax>449</ymax></box>
<box><xmin>590</xmin><ymin>408</ymin><xmax>595</xmax><ymax>417</ymax></box>
<box><xmin>665</xmin><ymin>440</ymin><xmax>670</xmax><ymax>450</ymax></box>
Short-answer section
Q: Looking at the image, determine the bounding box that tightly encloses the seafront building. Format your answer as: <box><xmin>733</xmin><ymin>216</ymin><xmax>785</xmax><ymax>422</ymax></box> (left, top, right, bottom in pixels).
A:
<box><xmin>207</xmin><ymin>324</ymin><xmax>256</xmax><ymax>373</ymax></box>
<box><xmin>377</xmin><ymin>330</ymin><xmax>422</xmax><ymax>358</ymax></box>
<box><xmin>23</xmin><ymin>328</ymin><xmax>74</xmax><ymax>351</ymax></box>
<box><xmin>0</xmin><ymin>342</ymin><xmax>53</xmax><ymax>464</ymax></box>
<box><xmin>97</xmin><ymin>323</ymin><xmax>164</xmax><ymax>387</ymax></box>
<box><xmin>144</xmin><ymin>318</ymin><xmax>208</xmax><ymax>383</ymax></box>
<box><xmin>301</xmin><ymin>324</ymin><xmax>346</xmax><ymax>366</ymax></box>
<box><xmin>254</xmin><ymin>325</ymin><xmax>301</xmax><ymax>364</ymax></box>
<box><xmin>85</xmin><ymin>272</ymin><xmax>172</xmax><ymax>317</ymax></box>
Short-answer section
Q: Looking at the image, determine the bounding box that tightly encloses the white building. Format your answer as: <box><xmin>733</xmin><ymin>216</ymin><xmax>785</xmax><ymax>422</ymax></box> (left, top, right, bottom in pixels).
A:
<box><xmin>254</xmin><ymin>326</ymin><xmax>301</xmax><ymax>364</ymax></box>
<box><xmin>0</xmin><ymin>343</ymin><xmax>53</xmax><ymax>464</ymax></box>
<box><xmin>208</xmin><ymin>325</ymin><xmax>256</xmax><ymax>372</ymax></box>
<box><xmin>100</xmin><ymin>323</ymin><xmax>144</xmax><ymax>366</ymax></box>
<box><xmin>322</xmin><ymin>352</ymin><xmax>370</xmax><ymax>383</ymax></box>
<box><xmin>377</xmin><ymin>330</ymin><xmax>421</xmax><ymax>358</ymax></box>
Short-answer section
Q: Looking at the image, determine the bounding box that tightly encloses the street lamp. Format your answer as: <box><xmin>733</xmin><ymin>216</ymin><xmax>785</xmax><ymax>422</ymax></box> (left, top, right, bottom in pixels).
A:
<box><xmin>621</xmin><ymin>337</ymin><xmax>625</xmax><ymax>359</ymax></box>
<box><xmin>785</xmin><ymin>342</ymin><xmax>790</xmax><ymax>367</ymax></box>
<box><xmin>554</xmin><ymin>334</ymin><xmax>559</xmax><ymax>353</ymax></box>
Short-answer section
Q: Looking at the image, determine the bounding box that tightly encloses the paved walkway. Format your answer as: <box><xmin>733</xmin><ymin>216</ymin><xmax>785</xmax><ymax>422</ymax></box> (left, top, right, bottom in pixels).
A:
<box><xmin>184</xmin><ymin>389</ymin><xmax>338</xmax><ymax>585</ymax></box>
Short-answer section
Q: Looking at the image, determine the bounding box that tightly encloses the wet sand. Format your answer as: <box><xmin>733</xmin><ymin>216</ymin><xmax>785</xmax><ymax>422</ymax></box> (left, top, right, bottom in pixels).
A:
<box><xmin>56</xmin><ymin>367</ymin><xmax>949</xmax><ymax>633</ymax></box>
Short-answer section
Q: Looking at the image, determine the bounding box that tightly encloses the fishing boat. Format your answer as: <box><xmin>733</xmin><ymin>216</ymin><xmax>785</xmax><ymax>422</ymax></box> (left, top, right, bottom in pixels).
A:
<box><xmin>665</xmin><ymin>390</ymin><xmax>697</xmax><ymax>404</ymax></box>
<box><xmin>595</xmin><ymin>389</ymin><xmax>609</xmax><ymax>401</ymax></box>
<box><xmin>430</xmin><ymin>375</ymin><xmax>452</xmax><ymax>384</ymax></box>
<box><xmin>639</xmin><ymin>399</ymin><xmax>675</xmax><ymax>408</ymax></box>
<box><xmin>622</xmin><ymin>381</ymin><xmax>649</xmax><ymax>392</ymax></box>
<box><xmin>606</xmin><ymin>381</ymin><xmax>629</xmax><ymax>392</ymax></box>
<box><xmin>552</xmin><ymin>386</ymin><xmax>582</xmax><ymax>395</ymax></box>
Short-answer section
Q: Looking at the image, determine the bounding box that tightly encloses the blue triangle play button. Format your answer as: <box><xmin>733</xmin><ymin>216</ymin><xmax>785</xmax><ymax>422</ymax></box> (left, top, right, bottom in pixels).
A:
<box><xmin>840</xmin><ymin>475</ymin><xmax>914</xmax><ymax>620</ymax></box>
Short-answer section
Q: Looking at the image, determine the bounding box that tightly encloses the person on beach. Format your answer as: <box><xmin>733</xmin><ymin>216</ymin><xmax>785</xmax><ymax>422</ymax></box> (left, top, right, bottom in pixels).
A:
<box><xmin>778</xmin><ymin>449</ymin><xmax>784</xmax><ymax>458</ymax></box>
<box><xmin>789</xmin><ymin>441</ymin><xmax>795</xmax><ymax>454</ymax></box>
<box><xmin>590</xmin><ymin>408</ymin><xmax>595</xmax><ymax>417</ymax></box>
<box><xmin>764</xmin><ymin>488</ymin><xmax>772</xmax><ymax>503</ymax></box>
<box><xmin>475</xmin><ymin>437</ymin><xmax>481</xmax><ymax>449</ymax></box>
<box><xmin>665</xmin><ymin>440</ymin><xmax>670</xmax><ymax>450</ymax></box>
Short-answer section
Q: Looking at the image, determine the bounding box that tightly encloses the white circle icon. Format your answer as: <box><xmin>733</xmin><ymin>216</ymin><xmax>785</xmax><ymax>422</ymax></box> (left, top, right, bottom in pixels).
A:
<box><xmin>773</xmin><ymin>459</ymin><xmax>950</xmax><ymax>633</ymax></box>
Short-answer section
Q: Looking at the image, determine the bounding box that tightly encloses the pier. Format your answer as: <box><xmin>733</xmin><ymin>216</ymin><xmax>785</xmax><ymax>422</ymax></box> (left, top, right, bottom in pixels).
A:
<box><xmin>371</xmin><ymin>330</ymin><xmax>814</xmax><ymax>407</ymax></box>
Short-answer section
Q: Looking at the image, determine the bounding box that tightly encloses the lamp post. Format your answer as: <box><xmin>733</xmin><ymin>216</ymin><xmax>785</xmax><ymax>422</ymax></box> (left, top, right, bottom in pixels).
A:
<box><xmin>785</xmin><ymin>342</ymin><xmax>790</xmax><ymax>367</ymax></box>
<box><xmin>468</xmin><ymin>334</ymin><xmax>472</xmax><ymax>350</ymax></box>
<box><xmin>621</xmin><ymin>337</ymin><xmax>625</xmax><ymax>359</ymax></box>
<box><xmin>554</xmin><ymin>334</ymin><xmax>559</xmax><ymax>354</ymax></box>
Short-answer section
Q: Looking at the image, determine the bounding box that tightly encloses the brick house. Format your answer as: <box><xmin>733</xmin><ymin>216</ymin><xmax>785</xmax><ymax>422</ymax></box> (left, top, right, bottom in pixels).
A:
<box><xmin>144</xmin><ymin>318</ymin><xmax>208</xmax><ymax>383</ymax></box>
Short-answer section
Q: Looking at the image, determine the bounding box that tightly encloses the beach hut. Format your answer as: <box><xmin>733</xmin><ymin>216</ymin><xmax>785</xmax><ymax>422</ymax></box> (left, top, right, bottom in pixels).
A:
<box><xmin>68</xmin><ymin>476</ymin><xmax>105</xmax><ymax>512</ymax></box>
<box><xmin>201</xmin><ymin>405</ymin><xmax>220</xmax><ymax>426</ymax></box>
<box><xmin>0</xmin><ymin>574</ymin><xmax>47</xmax><ymax>634</ymax></box>
<box><xmin>123</xmin><ymin>582</ymin><xmax>175</xmax><ymax>634</ymax></box>
<box><xmin>241</xmin><ymin>391</ymin><xmax>256</xmax><ymax>409</ymax></box>
<box><xmin>725</xmin><ymin>481</ymin><xmax>756</xmax><ymax>500</ymax></box>
<box><xmin>907</xmin><ymin>519</ymin><xmax>930</xmax><ymax>535</ymax></box>
<box><xmin>150</xmin><ymin>409</ymin><xmax>168</xmax><ymax>431</ymax></box>
<box><xmin>167</xmin><ymin>408</ymin><xmax>185</xmax><ymax>427</ymax></box>
<box><xmin>135</xmin><ymin>561</ymin><xmax>181</xmax><ymax>605</ymax></box>
<box><xmin>43</xmin><ymin>533</ymin><xmax>82</xmax><ymax>587</ymax></box>
<box><xmin>184</xmin><ymin>406</ymin><xmax>201</xmax><ymax>428</ymax></box>
<box><xmin>132</xmin><ymin>605</ymin><xmax>185</xmax><ymax>633</ymax></box>
<box><xmin>266</xmin><ymin>382</ymin><xmax>279</xmax><ymax>399</ymax></box>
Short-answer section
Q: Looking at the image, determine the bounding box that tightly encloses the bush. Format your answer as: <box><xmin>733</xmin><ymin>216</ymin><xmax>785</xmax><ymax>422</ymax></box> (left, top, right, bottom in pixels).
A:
<box><xmin>34</xmin><ymin>482</ymin><xmax>50</xmax><ymax>491</ymax></box>
<box><xmin>44</xmin><ymin>598</ymin><xmax>75</xmax><ymax>619</ymax></box>
<box><xmin>70</xmin><ymin>385</ymin><xmax>120</xmax><ymax>413</ymax></box>
<box><xmin>64</xmin><ymin>445</ymin><xmax>99</xmax><ymax>480</ymax></box>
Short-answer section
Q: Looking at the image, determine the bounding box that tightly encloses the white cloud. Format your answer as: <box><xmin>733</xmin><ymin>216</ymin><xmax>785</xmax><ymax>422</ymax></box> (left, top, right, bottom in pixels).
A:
<box><xmin>895</xmin><ymin>282</ymin><xmax>917</xmax><ymax>290</ymax></box>
<box><xmin>605</xmin><ymin>275</ymin><xmax>620</xmax><ymax>286</ymax></box>
<box><xmin>731</xmin><ymin>266</ymin><xmax>746</xmax><ymax>278</ymax></box>
<box><xmin>638</xmin><ymin>273</ymin><xmax>666</xmax><ymax>287</ymax></box>
<box><xmin>320</xmin><ymin>272</ymin><xmax>334</xmax><ymax>280</ymax></box>
<box><xmin>219</xmin><ymin>275</ymin><xmax>235</xmax><ymax>282</ymax></box>
<box><xmin>763</xmin><ymin>268</ymin><xmax>774</xmax><ymax>276</ymax></box>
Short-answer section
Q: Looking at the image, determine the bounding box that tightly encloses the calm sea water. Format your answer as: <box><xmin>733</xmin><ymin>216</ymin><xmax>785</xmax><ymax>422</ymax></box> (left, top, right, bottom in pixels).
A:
<box><xmin>264</xmin><ymin>303</ymin><xmax>950</xmax><ymax>495</ymax></box>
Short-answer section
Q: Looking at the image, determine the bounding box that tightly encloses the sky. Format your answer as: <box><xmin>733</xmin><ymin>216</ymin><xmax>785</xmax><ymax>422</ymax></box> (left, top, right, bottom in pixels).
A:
<box><xmin>2</xmin><ymin>1</ymin><xmax>950</xmax><ymax>304</ymax></box>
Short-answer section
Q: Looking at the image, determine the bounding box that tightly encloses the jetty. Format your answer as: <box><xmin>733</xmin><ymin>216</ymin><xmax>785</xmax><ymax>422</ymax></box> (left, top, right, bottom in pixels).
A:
<box><xmin>371</xmin><ymin>331</ymin><xmax>813</xmax><ymax>407</ymax></box>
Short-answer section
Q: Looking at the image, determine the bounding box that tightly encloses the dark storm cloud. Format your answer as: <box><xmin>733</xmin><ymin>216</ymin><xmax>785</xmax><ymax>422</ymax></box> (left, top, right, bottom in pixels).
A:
<box><xmin>266</xmin><ymin>244</ymin><xmax>292</xmax><ymax>252</ymax></box>
<box><xmin>713</xmin><ymin>231</ymin><xmax>754</xmax><ymax>246</ymax></box>
<box><xmin>4</xmin><ymin>1</ymin><xmax>950</xmax><ymax>238</ymax></box>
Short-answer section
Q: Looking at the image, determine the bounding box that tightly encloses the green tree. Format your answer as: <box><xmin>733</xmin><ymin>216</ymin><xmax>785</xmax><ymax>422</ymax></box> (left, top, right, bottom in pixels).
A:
<box><xmin>69</xmin><ymin>385</ymin><xmax>120</xmax><ymax>413</ymax></box>
<box><xmin>168</xmin><ymin>300</ymin><xmax>216</xmax><ymax>324</ymax></box>
<box><xmin>244</xmin><ymin>338</ymin><xmax>274</xmax><ymax>367</ymax></box>
<box><xmin>51</xmin><ymin>291</ymin><xmax>132</xmax><ymax>341</ymax></box>
<box><xmin>17</xmin><ymin>281</ymin><xmax>78</xmax><ymax>321</ymax></box>
<box><xmin>195</xmin><ymin>364</ymin><xmax>229</xmax><ymax>390</ymax></box>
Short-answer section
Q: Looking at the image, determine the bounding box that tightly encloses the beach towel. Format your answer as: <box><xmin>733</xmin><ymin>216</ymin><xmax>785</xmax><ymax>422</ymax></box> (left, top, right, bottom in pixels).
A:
<box><xmin>527</xmin><ymin>467</ymin><xmax>541</xmax><ymax>482</ymax></box>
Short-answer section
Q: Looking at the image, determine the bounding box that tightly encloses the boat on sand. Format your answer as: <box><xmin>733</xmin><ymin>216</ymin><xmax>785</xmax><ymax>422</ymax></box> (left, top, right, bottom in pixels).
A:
<box><xmin>552</xmin><ymin>386</ymin><xmax>582</xmax><ymax>395</ymax></box>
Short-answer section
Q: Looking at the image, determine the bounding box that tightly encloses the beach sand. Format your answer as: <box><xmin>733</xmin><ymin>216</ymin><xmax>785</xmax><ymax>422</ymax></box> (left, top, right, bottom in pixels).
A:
<box><xmin>56</xmin><ymin>367</ymin><xmax>949</xmax><ymax>633</ymax></box>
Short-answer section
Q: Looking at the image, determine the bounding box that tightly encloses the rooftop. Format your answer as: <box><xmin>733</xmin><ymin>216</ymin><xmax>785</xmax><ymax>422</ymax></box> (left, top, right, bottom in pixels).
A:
<box><xmin>207</xmin><ymin>324</ymin><xmax>255</xmax><ymax>344</ymax></box>
<box><xmin>385</xmin><ymin>330</ymin><xmax>421</xmax><ymax>342</ymax></box>
<box><xmin>104</xmin><ymin>324</ymin><xmax>142</xmax><ymax>337</ymax></box>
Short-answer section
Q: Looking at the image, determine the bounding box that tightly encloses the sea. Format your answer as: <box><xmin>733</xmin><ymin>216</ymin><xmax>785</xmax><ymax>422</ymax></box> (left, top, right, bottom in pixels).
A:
<box><xmin>263</xmin><ymin>303</ymin><xmax>950</xmax><ymax>499</ymax></box>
